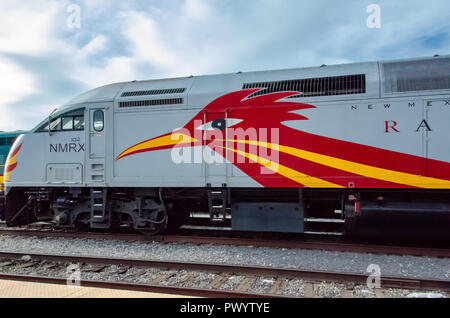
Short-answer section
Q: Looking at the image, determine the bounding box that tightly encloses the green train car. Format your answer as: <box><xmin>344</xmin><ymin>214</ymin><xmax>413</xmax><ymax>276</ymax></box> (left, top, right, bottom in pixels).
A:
<box><xmin>0</xmin><ymin>131</ymin><xmax>26</xmax><ymax>220</ymax></box>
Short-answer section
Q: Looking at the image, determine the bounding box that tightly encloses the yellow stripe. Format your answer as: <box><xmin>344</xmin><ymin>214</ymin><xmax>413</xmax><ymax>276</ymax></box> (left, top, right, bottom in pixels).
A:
<box><xmin>5</xmin><ymin>145</ymin><xmax>21</xmax><ymax>182</ymax></box>
<box><xmin>221</xmin><ymin>146</ymin><xmax>343</xmax><ymax>188</ymax></box>
<box><xmin>225</xmin><ymin>139</ymin><xmax>450</xmax><ymax>189</ymax></box>
<box><xmin>117</xmin><ymin>133</ymin><xmax>197</xmax><ymax>160</ymax></box>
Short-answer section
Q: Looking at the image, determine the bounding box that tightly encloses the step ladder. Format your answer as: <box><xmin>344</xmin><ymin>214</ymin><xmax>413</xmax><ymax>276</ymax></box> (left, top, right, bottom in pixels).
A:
<box><xmin>90</xmin><ymin>188</ymin><xmax>111</xmax><ymax>229</ymax></box>
<box><xmin>207</xmin><ymin>189</ymin><xmax>227</xmax><ymax>222</ymax></box>
<box><xmin>303</xmin><ymin>208</ymin><xmax>346</xmax><ymax>236</ymax></box>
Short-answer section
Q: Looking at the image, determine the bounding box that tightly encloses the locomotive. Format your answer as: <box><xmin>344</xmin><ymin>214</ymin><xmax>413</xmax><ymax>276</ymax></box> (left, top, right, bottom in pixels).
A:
<box><xmin>0</xmin><ymin>131</ymin><xmax>26</xmax><ymax>220</ymax></box>
<box><xmin>2</xmin><ymin>55</ymin><xmax>450</xmax><ymax>235</ymax></box>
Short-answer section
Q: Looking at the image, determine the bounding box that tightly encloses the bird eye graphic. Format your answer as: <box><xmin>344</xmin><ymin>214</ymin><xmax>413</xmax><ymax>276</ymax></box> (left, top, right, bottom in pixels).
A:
<box><xmin>196</xmin><ymin>118</ymin><xmax>243</xmax><ymax>131</ymax></box>
<box><xmin>212</xmin><ymin>118</ymin><xmax>226</xmax><ymax>130</ymax></box>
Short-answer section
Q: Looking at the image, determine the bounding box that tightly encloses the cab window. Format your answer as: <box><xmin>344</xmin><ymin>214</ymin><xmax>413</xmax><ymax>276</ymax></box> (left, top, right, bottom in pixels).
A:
<box><xmin>74</xmin><ymin>116</ymin><xmax>84</xmax><ymax>130</ymax></box>
<box><xmin>62</xmin><ymin>117</ymin><xmax>74</xmax><ymax>130</ymax></box>
<box><xmin>50</xmin><ymin>118</ymin><xmax>61</xmax><ymax>132</ymax></box>
<box><xmin>37</xmin><ymin>108</ymin><xmax>85</xmax><ymax>132</ymax></box>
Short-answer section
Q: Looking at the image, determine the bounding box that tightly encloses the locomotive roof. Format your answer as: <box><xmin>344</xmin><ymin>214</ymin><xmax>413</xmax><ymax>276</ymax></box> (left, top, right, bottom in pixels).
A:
<box><xmin>59</xmin><ymin>54</ymin><xmax>449</xmax><ymax>112</ymax></box>
<box><xmin>0</xmin><ymin>131</ymin><xmax>27</xmax><ymax>137</ymax></box>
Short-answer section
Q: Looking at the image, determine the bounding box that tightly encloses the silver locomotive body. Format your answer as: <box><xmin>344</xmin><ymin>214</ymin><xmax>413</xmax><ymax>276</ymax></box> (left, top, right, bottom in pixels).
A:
<box><xmin>3</xmin><ymin>55</ymin><xmax>450</xmax><ymax>235</ymax></box>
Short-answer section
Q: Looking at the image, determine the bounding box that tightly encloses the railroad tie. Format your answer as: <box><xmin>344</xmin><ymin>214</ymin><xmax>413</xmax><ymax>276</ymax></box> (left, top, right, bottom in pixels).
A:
<box><xmin>340</xmin><ymin>290</ymin><xmax>355</xmax><ymax>298</ymax></box>
<box><xmin>84</xmin><ymin>265</ymin><xmax>108</xmax><ymax>273</ymax></box>
<box><xmin>17</xmin><ymin>261</ymin><xmax>39</xmax><ymax>269</ymax></box>
<box><xmin>235</xmin><ymin>276</ymin><xmax>257</xmax><ymax>293</ymax></box>
<box><xmin>151</xmin><ymin>271</ymin><xmax>177</xmax><ymax>284</ymax></box>
<box><xmin>115</xmin><ymin>266</ymin><xmax>130</xmax><ymax>275</ymax></box>
<box><xmin>41</xmin><ymin>263</ymin><xmax>57</xmax><ymax>270</ymax></box>
<box><xmin>374</xmin><ymin>289</ymin><xmax>386</xmax><ymax>298</ymax></box>
<box><xmin>209</xmin><ymin>274</ymin><xmax>230</xmax><ymax>290</ymax></box>
<box><xmin>124</xmin><ymin>269</ymin><xmax>146</xmax><ymax>279</ymax></box>
<box><xmin>303</xmin><ymin>283</ymin><xmax>316</xmax><ymax>298</ymax></box>
<box><xmin>177</xmin><ymin>272</ymin><xmax>197</xmax><ymax>287</ymax></box>
<box><xmin>0</xmin><ymin>261</ymin><xmax>12</xmax><ymax>268</ymax></box>
<box><xmin>269</xmin><ymin>277</ymin><xmax>289</xmax><ymax>295</ymax></box>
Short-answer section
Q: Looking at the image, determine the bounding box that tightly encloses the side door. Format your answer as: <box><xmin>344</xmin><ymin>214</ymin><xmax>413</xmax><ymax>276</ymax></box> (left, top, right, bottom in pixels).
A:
<box><xmin>86</xmin><ymin>108</ymin><xmax>107</xmax><ymax>185</ymax></box>
<box><xmin>204</xmin><ymin>111</ymin><xmax>229</xmax><ymax>187</ymax></box>
<box><xmin>425</xmin><ymin>98</ymin><xmax>450</xmax><ymax>177</ymax></box>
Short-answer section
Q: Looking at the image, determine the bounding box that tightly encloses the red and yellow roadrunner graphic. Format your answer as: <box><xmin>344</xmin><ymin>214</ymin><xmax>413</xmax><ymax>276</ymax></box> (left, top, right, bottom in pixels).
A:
<box><xmin>117</xmin><ymin>90</ymin><xmax>450</xmax><ymax>189</ymax></box>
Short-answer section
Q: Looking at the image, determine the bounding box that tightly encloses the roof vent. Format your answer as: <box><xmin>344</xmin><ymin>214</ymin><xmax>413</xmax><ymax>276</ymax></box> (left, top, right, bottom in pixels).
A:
<box><xmin>119</xmin><ymin>98</ymin><xmax>183</xmax><ymax>108</ymax></box>
<box><xmin>121</xmin><ymin>88</ymin><xmax>186</xmax><ymax>97</ymax></box>
<box><xmin>383</xmin><ymin>57</ymin><xmax>450</xmax><ymax>93</ymax></box>
<box><xmin>243</xmin><ymin>74</ymin><xmax>366</xmax><ymax>98</ymax></box>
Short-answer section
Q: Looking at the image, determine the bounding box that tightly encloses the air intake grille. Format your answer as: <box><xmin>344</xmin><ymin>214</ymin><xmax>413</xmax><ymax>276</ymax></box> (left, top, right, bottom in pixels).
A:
<box><xmin>243</xmin><ymin>74</ymin><xmax>366</xmax><ymax>98</ymax></box>
<box><xmin>121</xmin><ymin>88</ymin><xmax>186</xmax><ymax>97</ymax></box>
<box><xmin>383</xmin><ymin>58</ymin><xmax>450</xmax><ymax>93</ymax></box>
<box><xmin>119</xmin><ymin>98</ymin><xmax>183</xmax><ymax>108</ymax></box>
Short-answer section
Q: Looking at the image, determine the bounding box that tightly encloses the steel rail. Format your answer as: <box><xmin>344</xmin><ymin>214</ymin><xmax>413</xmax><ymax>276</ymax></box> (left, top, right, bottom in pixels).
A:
<box><xmin>0</xmin><ymin>251</ymin><xmax>449</xmax><ymax>291</ymax></box>
<box><xmin>0</xmin><ymin>227</ymin><xmax>449</xmax><ymax>258</ymax></box>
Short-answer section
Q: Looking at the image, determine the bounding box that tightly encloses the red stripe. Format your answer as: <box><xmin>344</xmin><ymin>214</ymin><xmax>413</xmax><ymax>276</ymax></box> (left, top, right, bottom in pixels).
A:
<box><xmin>9</xmin><ymin>143</ymin><xmax>22</xmax><ymax>158</ymax></box>
<box><xmin>4</xmin><ymin>162</ymin><xmax>17</xmax><ymax>173</ymax></box>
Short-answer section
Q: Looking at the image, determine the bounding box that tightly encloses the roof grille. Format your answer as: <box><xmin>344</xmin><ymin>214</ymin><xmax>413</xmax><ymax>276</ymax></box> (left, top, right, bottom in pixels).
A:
<box><xmin>243</xmin><ymin>74</ymin><xmax>366</xmax><ymax>98</ymax></box>
<box><xmin>121</xmin><ymin>88</ymin><xmax>186</xmax><ymax>97</ymax></box>
<box><xmin>119</xmin><ymin>98</ymin><xmax>183</xmax><ymax>108</ymax></box>
<box><xmin>383</xmin><ymin>58</ymin><xmax>450</xmax><ymax>93</ymax></box>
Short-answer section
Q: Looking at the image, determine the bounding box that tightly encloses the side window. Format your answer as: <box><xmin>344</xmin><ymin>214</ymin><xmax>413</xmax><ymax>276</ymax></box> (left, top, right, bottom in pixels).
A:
<box><xmin>74</xmin><ymin>116</ymin><xmax>84</xmax><ymax>130</ymax></box>
<box><xmin>62</xmin><ymin>117</ymin><xmax>74</xmax><ymax>130</ymax></box>
<box><xmin>0</xmin><ymin>138</ymin><xmax>6</xmax><ymax>146</ymax></box>
<box><xmin>37</xmin><ymin>108</ymin><xmax>85</xmax><ymax>132</ymax></box>
<box><xmin>50</xmin><ymin>117</ymin><xmax>61</xmax><ymax>132</ymax></box>
<box><xmin>93</xmin><ymin>110</ymin><xmax>104</xmax><ymax>132</ymax></box>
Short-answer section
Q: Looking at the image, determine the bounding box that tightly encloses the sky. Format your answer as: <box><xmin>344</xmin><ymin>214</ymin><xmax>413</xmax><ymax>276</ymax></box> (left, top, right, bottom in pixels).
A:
<box><xmin>0</xmin><ymin>0</ymin><xmax>449</xmax><ymax>131</ymax></box>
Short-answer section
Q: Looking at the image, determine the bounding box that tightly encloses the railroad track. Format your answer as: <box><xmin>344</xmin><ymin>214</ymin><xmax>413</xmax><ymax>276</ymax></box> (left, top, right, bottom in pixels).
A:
<box><xmin>0</xmin><ymin>223</ymin><xmax>449</xmax><ymax>258</ymax></box>
<box><xmin>0</xmin><ymin>251</ymin><xmax>448</xmax><ymax>298</ymax></box>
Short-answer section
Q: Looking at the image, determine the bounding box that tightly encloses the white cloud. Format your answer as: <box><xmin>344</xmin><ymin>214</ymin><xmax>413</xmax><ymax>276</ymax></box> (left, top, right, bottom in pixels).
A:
<box><xmin>120</xmin><ymin>11</ymin><xmax>181</xmax><ymax>73</ymax></box>
<box><xmin>0</xmin><ymin>57</ymin><xmax>38</xmax><ymax>130</ymax></box>
<box><xmin>118</xmin><ymin>9</ymin><xmax>244</xmax><ymax>77</ymax></box>
<box><xmin>78</xmin><ymin>35</ymin><xmax>107</xmax><ymax>58</ymax></box>
<box><xmin>0</xmin><ymin>0</ymin><xmax>64</xmax><ymax>56</ymax></box>
<box><xmin>184</xmin><ymin>0</ymin><xmax>211</xmax><ymax>21</ymax></box>
<box><xmin>72</xmin><ymin>56</ymin><xmax>137</xmax><ymax>86</ymax></box>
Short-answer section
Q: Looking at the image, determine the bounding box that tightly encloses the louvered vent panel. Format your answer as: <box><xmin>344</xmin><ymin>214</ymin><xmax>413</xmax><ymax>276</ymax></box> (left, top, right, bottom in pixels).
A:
<box><xmin>119</xmin><ymin>98</ymin><xmax>183</xmax><ymax>108</ymax></box>
<box><xmin>383</xmin><ymin>58</ymin><xmax>450</xmax><ymax>93</ymax></box>
<box><xmin>121</xmin><ymin>88</ymin><xmax>186</xmax><ymax>97</ymax></box>
<box><xmin>243</xmin><ymin>74</ymin><xmax>366</xmax><ymax>98</ymax></box>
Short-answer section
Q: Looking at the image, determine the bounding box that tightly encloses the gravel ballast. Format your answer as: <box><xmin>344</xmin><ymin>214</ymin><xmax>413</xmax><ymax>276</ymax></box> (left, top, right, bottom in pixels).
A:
<box><xmin>0</xmin><ymin>235</ymin><xmax>448</xmax><ymax>282</ymax></box>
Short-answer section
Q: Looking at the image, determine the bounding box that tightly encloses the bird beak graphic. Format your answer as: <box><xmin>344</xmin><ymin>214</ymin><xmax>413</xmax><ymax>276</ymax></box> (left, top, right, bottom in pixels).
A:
<box><xmin>116</xmin><ymin>131</ymin><xmax>198</xmax><ymax>160</ymax></box>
